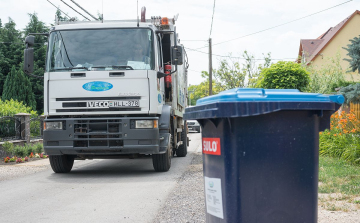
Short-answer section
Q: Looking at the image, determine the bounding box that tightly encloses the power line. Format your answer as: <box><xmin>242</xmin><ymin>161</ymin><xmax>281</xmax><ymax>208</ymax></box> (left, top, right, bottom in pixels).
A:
<box><xmin>70</xmin><ymin>0</ymin><xmax>99</xmax><ymax>20</ymax></box>
<box><xmin>188</xmin><ymin>69</ymin><xmax>205</xmax><ymax>73</ymax></box>
<box><xmin>46</xmin><ymin>0</ymin><xmax>71</xmax><ymax>19</ymax></box>
<box><xmin>60</xmin><ymin>0</ymin><xmax>91</xmax><ymax>21</ymax></box>
<box><xmin>197</xmin><ymin>0</ymin><xmax>353</xmax><ymax>50</ymax></box>
<box><xmin>181</xmin><ymin>40</ymin><xmax>208</xmax><ymax>42</ymax></box>
<box><xmin>185</xmin><ymin>47</ymin><xmax>296</xmax><ymax>60</ymax></box>
<box><xmin>209</xmin><ymin>0</ymin><xmax>216</xmax><ymax>38</ymax></box>
<box><xmin>0</xmin><ymin>42</ymin><xmax>43</xmax><ymax>45</ymax></box>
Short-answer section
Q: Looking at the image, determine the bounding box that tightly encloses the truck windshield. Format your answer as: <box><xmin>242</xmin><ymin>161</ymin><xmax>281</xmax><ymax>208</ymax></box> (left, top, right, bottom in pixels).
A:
<box><xmin>46</xmin><ymin>28</ymin><xmax>154</xmax><ymax>72</ymax></box>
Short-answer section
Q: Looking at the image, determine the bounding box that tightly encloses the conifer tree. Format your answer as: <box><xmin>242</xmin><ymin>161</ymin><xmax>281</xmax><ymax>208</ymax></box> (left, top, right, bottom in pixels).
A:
<box><xmin>0</xmin><ymin>51</ymin><xmax>4</xmax><ymax>94</ymax></box>
<box><xmin>2</xmin><ymin>65</ymin><xmax>36</xmax><ymax>111</ymax></box>
<box><xmin>0</xmin><ymin>18</ymin><xmax>23</xmax><ymax>95</ymax></box>
<box><xmin>343</xmin><ymin>35</ymin><xmax>360</xmax><ymax>73</ymax></box>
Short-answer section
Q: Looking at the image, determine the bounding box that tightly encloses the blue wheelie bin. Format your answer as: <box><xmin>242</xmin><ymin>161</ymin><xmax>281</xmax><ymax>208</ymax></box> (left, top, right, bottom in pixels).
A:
<box><xmin>184</xmin><ymin>88</ymin><xmax>344</xmax><ymax>223</ymax></box>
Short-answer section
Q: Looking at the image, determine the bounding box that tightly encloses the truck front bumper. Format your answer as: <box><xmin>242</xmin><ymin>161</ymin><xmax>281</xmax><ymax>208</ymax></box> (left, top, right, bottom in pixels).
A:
<box><xmin>43</xmin><ymin>117</ymin><xmax>170</xmax><ymax>156</ymax></box>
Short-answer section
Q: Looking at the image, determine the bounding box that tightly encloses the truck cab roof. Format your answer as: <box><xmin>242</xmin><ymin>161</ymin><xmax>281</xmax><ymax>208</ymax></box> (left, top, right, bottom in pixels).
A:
<box><xmin>54</xmin><ymin>18</ymin><xmax>176</xmax><ymax>31</ymax></box>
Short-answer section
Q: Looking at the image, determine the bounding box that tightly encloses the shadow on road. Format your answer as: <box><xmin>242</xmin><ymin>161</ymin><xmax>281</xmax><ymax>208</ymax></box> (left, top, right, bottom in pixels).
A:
<box><xmin>46</xmin><ymin>156</ymin><xmax>187</xmax><ymax>183</ymax></box>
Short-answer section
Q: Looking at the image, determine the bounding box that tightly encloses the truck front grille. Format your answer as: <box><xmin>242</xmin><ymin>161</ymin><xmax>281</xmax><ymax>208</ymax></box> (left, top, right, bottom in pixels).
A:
<box><xmin>73</xmin><ymin>119</ymin><xmax>123</xmax><ymax>148</ymax></box>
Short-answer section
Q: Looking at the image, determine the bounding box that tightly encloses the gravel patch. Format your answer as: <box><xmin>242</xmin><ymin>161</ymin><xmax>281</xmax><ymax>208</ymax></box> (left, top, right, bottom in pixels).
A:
<box><xmin>153</xmin><ymin>153</ymin><xmax>205</xmax><ymax>223</ymax></box>
<box><xmin>318</xmin><ymin>208</ymin><xmax>360</xmax><ymax>223</ymax></box>
<box><xmin>0</xmin><ymin>159</ymin><xmax>51</xmax><ymax>182</ymax></box>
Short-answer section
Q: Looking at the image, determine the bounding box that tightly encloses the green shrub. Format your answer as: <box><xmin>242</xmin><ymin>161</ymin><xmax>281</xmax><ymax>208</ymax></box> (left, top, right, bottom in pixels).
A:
<box><xmin>14</xmin><ymin>145</ymin><xmax>26</xmax><ymax>157</ymax></box>
<box><xmin>35</xmin><ymin>143</ymin><xmax>43</xmax><ymax>154</ymax></box>
<box><xmin>0</xmin><ymin>99</ymin><xmax>37</xmax><ymax>117</ymax></box>
<box><xmin>319</xmin><ymin>111</ymin><xmax>360</xmax><ymax>164</ymax></box>
<box><xmin>25</xmin><ymin>144</ymin><xmax>36</xmax><ymax>156</ymax></box>
<box><xmin>2</xmin><ymin>141</ymin><xmax>14</xmax><ymax>154</ymax></box>
<box><xmin>305</xmin><ymin>54</ymin><xmax>348</xmax><ymax>94</ymax></box>
<box><xmin>320</xmin><ymin>131</ymin><xmax>360</xmax><ymax>164</ymax></box>
<box><xmin>257</xmin><ymin>61</ymin><xmax>309</xmax><ymax>91</ymax></box>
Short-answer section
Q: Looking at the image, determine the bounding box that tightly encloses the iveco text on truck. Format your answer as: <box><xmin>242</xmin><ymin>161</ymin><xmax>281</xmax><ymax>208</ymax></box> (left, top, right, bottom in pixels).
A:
<box><xmin>24</xmin><ymin>8</ymin><xmax>189</xmax><ymax>173</ymax></box>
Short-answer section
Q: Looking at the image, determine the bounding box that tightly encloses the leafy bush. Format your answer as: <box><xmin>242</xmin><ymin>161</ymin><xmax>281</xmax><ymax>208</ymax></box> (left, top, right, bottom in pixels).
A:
<box><xmin>305</xmin><ymin>54</ymin><xmax>349</xmax><ymax>94</ymax></box>
<box><xmin>14</xmin><ymin>145</ymin><xmax>26</xmax><ymax>157</ymax></box>
<box><xmin>2</xmin><ymin>141</ymin><xmax>14</xmax><ymax>154</ymax></box>
<box><xmin>35</xmin><ymin>143</ymin><xmax>43</xmax><ymax>154</ymax></box>
<box><xmin>0</xmin><ymin>99</ymin><xmax>37</xmax><ymax>117</ymax></box>
<box><xmin>257</xmin><ymin>61</ymin><xmax>309</xmax><ymax>91</ymax></box>
<box><xmin>320</xmin><ymin>110</ymin><xmax>360</xmax><ymax>164</ymax></box>
<box><xmin>25</xmin><ymin>144</ymin><xmax>36</xmax><ymax>156</ymax></box>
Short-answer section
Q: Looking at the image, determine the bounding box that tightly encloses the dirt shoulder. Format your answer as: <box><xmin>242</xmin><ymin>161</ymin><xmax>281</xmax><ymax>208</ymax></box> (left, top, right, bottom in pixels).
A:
<box><xmin>0</xmin><ymin>158</ymin><xmax>51</xmax><ymax>182</ymax></box>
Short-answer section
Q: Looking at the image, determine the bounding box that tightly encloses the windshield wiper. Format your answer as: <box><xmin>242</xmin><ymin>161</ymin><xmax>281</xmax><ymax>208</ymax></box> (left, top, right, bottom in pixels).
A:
<box><xmin>52</xmin><ymin>67</ymin><xmax>89</xmax><ymax>71</ymax></box>
<box><xmin>91</xmin><ymin>65</ymin><xmax>134</xmax><ymax>70</ymax></box>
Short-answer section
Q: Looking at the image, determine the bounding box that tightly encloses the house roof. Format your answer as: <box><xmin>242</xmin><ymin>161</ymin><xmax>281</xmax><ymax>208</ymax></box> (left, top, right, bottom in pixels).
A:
<box><xmin>299</xmin><ymin>39</ymin><xmax>323</xmax><ymax>62</ymax></box>
<box><xmin>299</xmin><ymin>10</ymin><xmax>360</xmax><ymax>64</ymax></box>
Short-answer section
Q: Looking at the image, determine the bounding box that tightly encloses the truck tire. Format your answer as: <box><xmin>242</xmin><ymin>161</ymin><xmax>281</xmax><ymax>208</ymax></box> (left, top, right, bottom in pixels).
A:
<box><xmin>49</xmin><ymin>155</ymin><xmax>74</xmax><ymax>173</ymax></box>
<box><xmin>152</xmin><ymin>146</ymin><xmax>171</xmax><ymax>172</ymax></box>
<box><xmin>176</xmin><ymin>125</ymin><xmax>188</xmax><ymax>157</ymax></box>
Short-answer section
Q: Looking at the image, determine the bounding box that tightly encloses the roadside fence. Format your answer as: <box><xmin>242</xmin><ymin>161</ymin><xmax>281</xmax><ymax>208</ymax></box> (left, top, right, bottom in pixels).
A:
<box><xmin>0</xmin><ymin>113</ymin><xmax>44</xmax><ymax>143</ymax></box>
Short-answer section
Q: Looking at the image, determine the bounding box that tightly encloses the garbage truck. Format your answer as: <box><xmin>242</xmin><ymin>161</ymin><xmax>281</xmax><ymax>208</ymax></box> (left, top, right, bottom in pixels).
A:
<box><xmin>23</xmin><ymin>8</ymin><xmax>189</xmax><ymax>173</ymax></box>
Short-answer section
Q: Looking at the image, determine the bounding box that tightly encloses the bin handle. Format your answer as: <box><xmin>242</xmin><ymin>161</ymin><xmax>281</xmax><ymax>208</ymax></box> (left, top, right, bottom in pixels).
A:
<box><xmin>328</xmin><ymin>95</ymin><xmax>344</xmax><ymax>104</ymax></box>
<box><xmin>236</xmin><ymin>88</ymin><xmax>265</xmax><ymax>97</ymax></box>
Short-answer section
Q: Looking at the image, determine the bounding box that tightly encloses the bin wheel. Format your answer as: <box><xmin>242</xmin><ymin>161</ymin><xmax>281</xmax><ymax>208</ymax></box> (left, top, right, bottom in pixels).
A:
<box><xmin>49</xmin><ymin>155</ymin><xmax>74</xmax><ymax>173</ymax></box>
<box><xmin>176</xmin><ymin>124</ymin><xmax>188</xmax><ymax>157</ymax></box>
<box><xmin>152</xmin><ymin>144</ymin><xmax>171</xmax><ymax>172</ymax></box>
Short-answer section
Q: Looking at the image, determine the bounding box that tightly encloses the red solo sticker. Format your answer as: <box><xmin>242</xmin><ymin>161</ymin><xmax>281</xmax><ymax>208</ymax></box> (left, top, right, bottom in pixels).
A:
<box><xmin>202</xmin><ymin>138</ymin><xmax>221</xmax><ymax>155</ymax></box>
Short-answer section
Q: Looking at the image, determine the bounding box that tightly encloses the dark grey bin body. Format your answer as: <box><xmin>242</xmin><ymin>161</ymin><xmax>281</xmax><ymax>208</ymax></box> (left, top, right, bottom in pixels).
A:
<box><xmin>184</xmin><ymin>89</ymin><xmax>343</xmax><ymax>223</ymax></box>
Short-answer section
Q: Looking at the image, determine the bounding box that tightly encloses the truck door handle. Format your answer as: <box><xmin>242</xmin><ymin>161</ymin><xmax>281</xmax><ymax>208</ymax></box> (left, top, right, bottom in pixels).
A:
<box><xmin>71</xmin><ymin>73</ymin><xmax>86</xmax><ymax>78</ymax></box>
<box><xmin>109</xmin><ymin>72</ymin><xmax>125</xmax><ymax>77</ymax></box>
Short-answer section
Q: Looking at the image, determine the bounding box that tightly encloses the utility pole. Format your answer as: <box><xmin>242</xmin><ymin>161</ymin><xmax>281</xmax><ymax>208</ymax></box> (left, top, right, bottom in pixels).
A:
<box><xmin>208</xmin><ymin>38</ymin><xmax>212</xmax><ymax>96</ymax></box>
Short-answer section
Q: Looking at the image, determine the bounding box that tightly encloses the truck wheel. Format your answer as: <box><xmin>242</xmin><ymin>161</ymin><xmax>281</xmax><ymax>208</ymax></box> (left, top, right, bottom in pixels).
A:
<box><xmin>152</xmin><ymin>146</ymin><xmax>171</xmax><ymax>172</ymax></box>
<box><xmin>49</xmin><ymin>155</ymin><xmax>74</xmax><ymax>173</ymax></box>
<box><xmin>176</xmin><ymin>125</ymin><xmax>188</xmax><ymax>157</ymax></box>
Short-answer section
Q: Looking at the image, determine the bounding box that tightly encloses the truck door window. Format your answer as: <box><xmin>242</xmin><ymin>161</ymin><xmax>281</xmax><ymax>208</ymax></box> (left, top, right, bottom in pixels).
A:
<box><xmin>157</xmin><ymin>35</ymin><xmax>163</xmax><ymax>71</ymax></box>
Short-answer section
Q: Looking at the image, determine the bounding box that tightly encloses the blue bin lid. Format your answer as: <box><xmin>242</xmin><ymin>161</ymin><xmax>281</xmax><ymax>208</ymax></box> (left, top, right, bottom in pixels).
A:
<box><xmin>196</xmin><ymin>88</ymin><xmax>344</xmax><ymax>105</ymax></box>
<box><xmin>184</xmin><ymin>88</ymin><xmax>344</xmax><ymax>120</ymax></box>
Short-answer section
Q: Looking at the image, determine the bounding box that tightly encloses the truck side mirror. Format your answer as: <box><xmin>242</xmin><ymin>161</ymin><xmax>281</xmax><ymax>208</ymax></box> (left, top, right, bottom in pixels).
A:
<box><xmin>24</xmin><ymin>48</ymin><xmax>34</xmax><ymax>74</ymax></box>
<box><xmin>25</xmin><ymin>35</ymin><xmax>35</xmax><ymax>47</ymax></box>
<box><xmin>171</xmin><ymin>45</ymin><xmax>183</xmax><ymax>65</ymax></box>
<box><xmin>23</xmin><ymin>35</ymin><xmax>35</xmax><ymax>74</ymax></box>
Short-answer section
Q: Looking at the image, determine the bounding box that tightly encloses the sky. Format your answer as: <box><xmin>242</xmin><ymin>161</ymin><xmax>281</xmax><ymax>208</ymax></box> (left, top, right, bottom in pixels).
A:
<box><xmin>0</xmin><ymin>0</ymin><xmax>358</xmax><ymax>85</ymax></box>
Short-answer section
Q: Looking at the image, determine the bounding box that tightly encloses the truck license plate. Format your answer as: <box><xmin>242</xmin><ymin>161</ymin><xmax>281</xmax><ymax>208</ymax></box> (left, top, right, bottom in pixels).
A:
<box><xmin>87</xmin><ymin>100</ymin><xmax>139</xmax><ymax>108</ymax></box>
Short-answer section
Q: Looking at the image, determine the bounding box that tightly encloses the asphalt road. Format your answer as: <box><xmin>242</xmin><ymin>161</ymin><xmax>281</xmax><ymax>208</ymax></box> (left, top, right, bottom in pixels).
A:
<box><xmin>0</xmin><ymin>132</ymin><xmax>202</xmax><ymax>223</ymax></box>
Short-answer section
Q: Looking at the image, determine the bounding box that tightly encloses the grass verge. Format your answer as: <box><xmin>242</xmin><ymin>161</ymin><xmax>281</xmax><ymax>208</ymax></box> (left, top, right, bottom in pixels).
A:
<box><xmin>318</xmin><ymin>156</ymin><xmax>360</xmax><ymax>211</ymax></box>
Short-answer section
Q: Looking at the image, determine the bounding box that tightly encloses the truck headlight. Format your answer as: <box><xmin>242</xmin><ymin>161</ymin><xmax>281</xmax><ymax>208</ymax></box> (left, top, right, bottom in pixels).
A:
<box><xmin>44</xmin><ymin>121</ymin><xmax>63</xmax><ymax>130</ymax></box>
<box><xmin>135</xmin><ymin>120</ymin><xmax>158</xmax><ymax>129</ymax></box>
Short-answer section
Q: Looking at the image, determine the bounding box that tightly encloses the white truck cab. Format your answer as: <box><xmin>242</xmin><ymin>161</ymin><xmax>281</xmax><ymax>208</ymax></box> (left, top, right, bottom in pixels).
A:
<box><xmin>24</xmin><ymin>10</ymin><xmax>189</xmax><ymax>173</ymax></box>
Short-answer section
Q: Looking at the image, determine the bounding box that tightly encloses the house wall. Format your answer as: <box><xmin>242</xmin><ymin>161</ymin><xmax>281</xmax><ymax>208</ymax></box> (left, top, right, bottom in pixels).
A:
<box><xmin>311</xmin><ymin>13</ymin><xmax>360</xmax><ymax>81</ymax></box>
